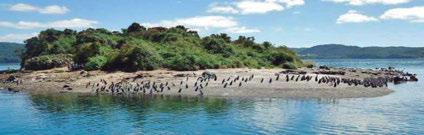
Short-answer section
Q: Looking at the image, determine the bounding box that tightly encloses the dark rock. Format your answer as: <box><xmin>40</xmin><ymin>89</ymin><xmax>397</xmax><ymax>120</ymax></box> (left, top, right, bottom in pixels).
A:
<box><xmin>63</xmin><ymin>85</ymin><xmax>70</xmax><ymax>88</ymax></box>
<box><xmin>6</xmin><ymin>75</ymin><xmax>18</xmax><ymax>82</ymax></box>
<box><xmin>7</xmin><ymin>88</ymin><xmax>19</xmax><ymax>92</ymax></box>
<box><xmin>410</xmin><ymin>75</ymin><xmax>418</xmax><ymax>81</ymax></box>
<box><xmin>393</xmin><ymin>76</ymin><xmax>405</xmax><ymax>84</ymax></box>
<box><xmin>319</xmin><ymin>65</ymin><xmax>330</xmax><ymax>70</ymax></box>
<box><xmin>202</xmin><ymin>71</ymin><xmax>216</xmax><ymax>78</ymax></box>
<box><xmin>314</xmin><ymin>70</ymin><xmax>345</xmax><ymax>75</ymax></box>
<box><xmin>280</xmin><ymin>70</ymin><xmax>307</xmax><ymax>74</ymax></box>
<box><xmin>80</xmin><ymin>71</ymin><xmax>88</xmax><ymax>75</ymax></box>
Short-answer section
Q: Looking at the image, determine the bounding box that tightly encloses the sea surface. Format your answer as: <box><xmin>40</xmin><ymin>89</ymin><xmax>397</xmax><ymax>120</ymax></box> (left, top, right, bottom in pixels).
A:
<box><xmin>1</xmin><ymin>59</ymin><xmax>423</xmax><ymax>134</ymax></box>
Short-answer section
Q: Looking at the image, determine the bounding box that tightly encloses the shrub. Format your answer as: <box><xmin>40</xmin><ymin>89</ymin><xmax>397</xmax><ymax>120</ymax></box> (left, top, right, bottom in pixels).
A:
<box><xmin>24</xmin><ymin>54</ymin><xmax>73</xmax><ymax>70</ymax></box>
<box><xmin>167</xmin><ymin>54</ymin><xmax>200</xmax><ymax>71</ymax></box>
<box><xmin>105</xmin><ymin>44</ymin><xmax>162</xmax><ymax>72</ymax></box>
<box><xmin>20</xmin><ymin>24</ymin><xmax>305</xmax><ymax>71</ymax></box>
<box><xmin>303</xmin><ymin>61</ymin><xmax>315</xmax><ymax>68</ymax></box>
<box><xmin>268</xmin><ymin>52</ymin><xmax>293</xmax><ymax>66</ymax></box>
<box><xmin>282</xmin><ymin>63</ymin><xmax>297</xmax><ymax>69</ymax></box>
<box><xmin>202</xmin><ymin>37</ymin><xmax>234</xmax><ymax>57</ymax></box>
<box><xmin>85</xmin><ymin>55</ymin><xmax>108</xmax><ymax>71</ymax></box>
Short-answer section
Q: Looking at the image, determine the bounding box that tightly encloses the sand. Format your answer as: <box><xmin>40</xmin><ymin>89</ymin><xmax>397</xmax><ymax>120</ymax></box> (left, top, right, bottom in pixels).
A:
<box><xmin>0</xmin><ymin>67</ymin><xmax>397</xmax><ymax>99</ymax></box>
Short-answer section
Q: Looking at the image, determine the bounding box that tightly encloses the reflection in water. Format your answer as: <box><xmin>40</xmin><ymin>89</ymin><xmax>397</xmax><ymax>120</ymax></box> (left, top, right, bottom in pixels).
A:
<box><xmin>26</xmin><ymin>93</ymin><xmax>235</xmax><ymax>134</ymax></box>
<box><xmin>1</xmin><ymin>59</ymin><xmax>424</xmax><ymax>134</ymax></box>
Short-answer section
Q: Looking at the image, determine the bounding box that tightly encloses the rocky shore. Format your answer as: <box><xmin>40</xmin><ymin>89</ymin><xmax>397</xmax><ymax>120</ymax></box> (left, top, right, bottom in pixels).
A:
<box><xmin>0</xmin><ymin>66</ymin><xmax>418</xmax><ymax>98</ymax></box>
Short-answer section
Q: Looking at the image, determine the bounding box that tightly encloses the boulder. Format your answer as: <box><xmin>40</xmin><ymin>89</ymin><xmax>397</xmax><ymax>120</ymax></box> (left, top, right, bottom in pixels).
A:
<box><xmin>319</xmin><ymin>65</ymin><xmax>330</xmax><ymax>70</ymax></box>
<box><xmin>6</xmin><ymin>75</ymin><xmax>18</xmax><ymax>82</ymax></box>
<box><xmin>410</xmin><ymin>75</ymin><xmax>419</xmax><ymax>81</ymax></box>
<box><xmin>63</xmin><ymin>85</ymin><xmax>70</xmax><ymax>88</ymax></box>
<box><xmin>202</xmin><ymin>71</ymin><xmax>216</xmax><ymax>78</ymax></box>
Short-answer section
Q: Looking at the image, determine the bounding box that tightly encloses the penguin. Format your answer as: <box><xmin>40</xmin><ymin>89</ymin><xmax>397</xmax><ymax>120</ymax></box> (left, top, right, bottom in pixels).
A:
<box><xmin>199</xmin><ymin>89</ymin><xmax>204</xmax><ymax>97</ymax></box>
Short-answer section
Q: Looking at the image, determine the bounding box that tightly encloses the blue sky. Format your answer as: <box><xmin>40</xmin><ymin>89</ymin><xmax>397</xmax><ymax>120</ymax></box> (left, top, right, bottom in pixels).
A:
<box><xmin>0</xmin><ymin>0</ymin><xmax>423</xmax><ymax>47</ymax></box>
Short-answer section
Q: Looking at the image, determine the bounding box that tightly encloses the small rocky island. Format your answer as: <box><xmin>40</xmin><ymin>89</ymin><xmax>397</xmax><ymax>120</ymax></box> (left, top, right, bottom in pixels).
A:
<box><xmin>0</xmin><ymin>66</ymin><xmax>418</xmax><ymax>98</ymax></box>
<box><xmin>0</xmin><ymin>23</ymin><xmax>419</xmax><ymax>98</ymax></box>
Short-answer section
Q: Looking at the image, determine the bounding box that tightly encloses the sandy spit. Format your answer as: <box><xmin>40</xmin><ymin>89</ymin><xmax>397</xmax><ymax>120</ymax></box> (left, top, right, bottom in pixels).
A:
<box><xmin>0</xmin><ymin>68</ymin><xmax>394</xmax><ymax>99</ymax></box>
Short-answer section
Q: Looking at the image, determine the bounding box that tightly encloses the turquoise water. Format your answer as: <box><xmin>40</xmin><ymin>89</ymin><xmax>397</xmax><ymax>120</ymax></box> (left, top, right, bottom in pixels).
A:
<box><xmin>1</xmin><ymin>59</ymin><xmax>423</xmax><ymax>134</ymax></box>
<box><xmin>0</xmin><ymin>63</ymin><xmax>20</xmax><ymax>71</ymax></box>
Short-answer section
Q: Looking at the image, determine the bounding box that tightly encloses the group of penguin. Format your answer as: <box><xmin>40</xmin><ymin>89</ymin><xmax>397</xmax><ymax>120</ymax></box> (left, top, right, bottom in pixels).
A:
<box><xmin>88</xmin><ymin>71</ymin><xmax>393</xmax><ymax>97</ymax></box>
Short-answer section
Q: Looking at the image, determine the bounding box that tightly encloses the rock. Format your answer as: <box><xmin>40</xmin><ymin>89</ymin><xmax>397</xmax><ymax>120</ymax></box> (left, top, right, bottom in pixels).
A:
<box><xmin>313</xmin><ymin>70</ymin><xmax>345</xmax><ymax>75</ymax></box>
<box><xmin>80</xmin><ymin>70</ymin><xmax>88</xmax><ymax>75</ymax></box>
<box><xmin>80</xmin><ymin>71</ymin><xmax>89</xmax><ymax>77</ymax></box>
<box><xmin>202</xmin><ymin>71</ymin><xmax>216</xmax><ymax>78</ymax></box>
<box><xmin>6</xmin><ymin>75</ymin><xmax>18</xmax><ymax>82</ymax></box>
<box><xmin>63</xmin><ymin>85</ymin><xmax>70</xmax><ymax>88</ymax></box>
<box><xmin>7</xmin><ymin>87</ymin><xmax>19</xmax><ymax>92</ymax></box>
<box><xmin>280</xmin><ymin>70</ymin><xmax>306</xmax><ymax>74</ymax></box>
<box><xmin>393</xmin><ymin>76</ymin><xmax>405</xmax><ymax>84</ymax></box>
<box><xmin>319</xmin><ymin>65</ymin><xmax>330</xmax><ymax>70</ymax></box>
<box><xmin>35</xmin><ymin>74</ymin><xmax>48</xmax><ymax>80</ymax></box>
<box><xmin>410</xmin><ymin>75</ymin><xmax>418</xmax><ymax>81</ymax></box>
<box><xmin>174</xmin><ymin>73</ymin><xmax>192</xmax><ymax>77</ymax></box>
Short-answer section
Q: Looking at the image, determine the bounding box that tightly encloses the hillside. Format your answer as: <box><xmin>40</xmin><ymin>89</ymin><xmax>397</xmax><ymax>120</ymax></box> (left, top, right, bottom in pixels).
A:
<box><xmin>20</xmin><ymin>23</ymin><xmax>304</xmax><ymax>71</ymax></box>
<box><xmin>293</xmin><ymin>44</ymin><xmax>424</xmax><ymax>59</ymax></box>
<box><xmin>0</xmin><ymin>42</ymin><xmax>24</xmax><ymax>63</ymax></box>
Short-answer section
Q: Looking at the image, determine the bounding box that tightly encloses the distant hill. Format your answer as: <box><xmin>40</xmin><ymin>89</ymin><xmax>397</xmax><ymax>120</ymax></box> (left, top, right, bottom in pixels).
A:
<box><xmin>0</xmin><ymin>42</ymin><xmax>25</xmax><ymax>63</ymax></box>
<box><xmin>292</xmin><ymin>44</ymin><xmax>424</xmax><ymax>59</ymax></box>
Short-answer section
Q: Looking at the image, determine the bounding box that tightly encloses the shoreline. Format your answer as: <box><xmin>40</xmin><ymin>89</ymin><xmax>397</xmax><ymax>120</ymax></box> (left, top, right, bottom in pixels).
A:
<box><xmin>1</xmin><ymin>67</ymin><xmax>413</xmax><ymax>99</ymax></box>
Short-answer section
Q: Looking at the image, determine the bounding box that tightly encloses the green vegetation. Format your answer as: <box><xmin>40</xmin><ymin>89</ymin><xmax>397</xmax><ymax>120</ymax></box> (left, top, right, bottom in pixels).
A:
<box><xmin>20</xmin><ymin>23</ymin><xmax>304</xmax><ymax>71</ymax></box>
<box><xmin>23</xmin><ymin>54</ymin><xmax>73</xmax><ymax>70</ymax></box>
<box><xmin>292</xmin><ymin>44</ymin><xmax>424</xmax><ymax>59</ymax></box>
<box><xmin>0</xmin><ymin>42</ymin><xmax>24</xmax><ymax>63</ymax></box>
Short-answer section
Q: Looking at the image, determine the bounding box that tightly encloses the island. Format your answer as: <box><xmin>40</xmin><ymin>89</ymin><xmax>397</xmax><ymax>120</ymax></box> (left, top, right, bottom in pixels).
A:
<box><xmin>292</xmin><ymin>44</ymin><xmax>424</xmax><ymax>59</ymax></box>
<box><xmin>0</xmin><ymin>42</ymin><xmax>24</xmax><ymax>63</ymax></box>
<box><xmin>0</xmin><ymin>23</ymin><xmax>418</xmax><ymax>98</ymax></box>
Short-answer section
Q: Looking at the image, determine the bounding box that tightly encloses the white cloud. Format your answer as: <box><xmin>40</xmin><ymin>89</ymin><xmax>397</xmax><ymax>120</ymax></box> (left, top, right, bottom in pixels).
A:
<box><xmin>143</xmin><ymin>16</ymin><xmax>238</xmax><ymax>29</ymax></box>
<box><xmin>207</xmin><ymin>0</ymin><xmax>304</xmax><ymax>15</ymax></box>
<box><xmin>0</xmin><ymin>18</ymin><xmax>97</xmax><ymax>29</ymax></box>
<box><xmin>47</xmin><ymin>18</ymin><xmax>98</xmax><ymax>28</ymax></box>
<box><xmin>280</xmin><ymin>0</ymin><xmax>306</xmax><ymax>7</ymax></box>
<box><xmin>224</xmin><ymin>26</ymin><xmax>261</xmax><ymax>33</ymax></box>
<box><xmin>143</xmin><ymin>16</ymin><xmax>259</xmax><ymax>34</ymax></box>
<box><xmin>323</xmin><ymin>0</ymin><xmax>410</xmax><ymax>6</ymax></box>
<box><xmin>337</xmin><ymin>10</ymin><xmax>378</xmax><ymax>24</ymax></box>
<box><xmin>207</xmin><ymin>5</ymin><xmax>240</xmax><ymax>14</ymax></box>
<box><xmin>9</xmin><ymin>3</ymin><xmax>69</xmax><ymax>14</ymax></box>
<box><xmin>236</xmin><ymin>0</ymin><xmax>285</xmax><ymax>14</ymax></box>
<box><xmin>380</xmin><ymin>6</ymin><xmax>424</xmax><ymax>23</ymax></box>
<box><xmin>0</xmin><ymin>33</ymin><xmax>38</xmax><ymax>43</ymax></box>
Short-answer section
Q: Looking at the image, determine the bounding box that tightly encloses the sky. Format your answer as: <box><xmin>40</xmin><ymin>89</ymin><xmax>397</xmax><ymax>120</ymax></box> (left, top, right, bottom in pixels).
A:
<box><xmin>0</xmin><ymin>0</ymin><xmax>423</xmax><ymax>48</ymax></box>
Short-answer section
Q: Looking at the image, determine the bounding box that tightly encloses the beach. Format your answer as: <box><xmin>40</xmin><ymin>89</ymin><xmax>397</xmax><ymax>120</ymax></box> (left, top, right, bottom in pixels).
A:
<box><xmin>1</xmin><ymin>67</ymin><xmax>408</xmax><ymax>99</ymax></box>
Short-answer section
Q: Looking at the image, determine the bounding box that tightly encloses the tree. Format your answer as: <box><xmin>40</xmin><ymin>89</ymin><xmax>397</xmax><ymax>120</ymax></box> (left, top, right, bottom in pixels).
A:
<box><xmin>127</xmin><ymin>22</ymin><xmax>146</xmax><ymax>33</ymax></box>
<box><xmin>263</xmin><ymin>41</ymin><xmax>272</xmax><ymax>49</ymax></box>
<box><xmin>202</xmin><ymin>37</ymin><xmax>234</xmax><ymax>57</ymax></box>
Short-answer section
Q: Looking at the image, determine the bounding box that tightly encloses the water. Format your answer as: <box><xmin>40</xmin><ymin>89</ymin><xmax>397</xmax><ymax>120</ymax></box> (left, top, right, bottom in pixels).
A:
<box><xmin>0</xmin><ymin>59</ymin><xmax>423</xmax><ymax>134</ymax></box>
<box><xmin>0</xmin><ymin>63</ymin><xmax>20</xmax><ymax>71</ymax></box>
